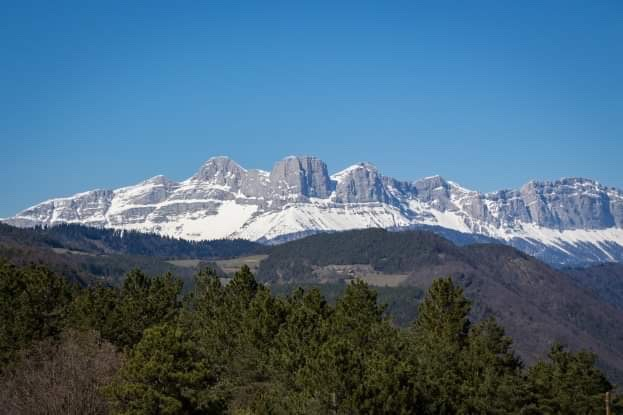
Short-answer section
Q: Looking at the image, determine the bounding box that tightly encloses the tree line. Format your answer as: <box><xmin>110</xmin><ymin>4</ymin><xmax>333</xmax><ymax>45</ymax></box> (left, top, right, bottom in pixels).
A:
<box><xmin>0</xmin><ymin>259</ymin><xmax>621</xmax><ymax>414</ymax></box>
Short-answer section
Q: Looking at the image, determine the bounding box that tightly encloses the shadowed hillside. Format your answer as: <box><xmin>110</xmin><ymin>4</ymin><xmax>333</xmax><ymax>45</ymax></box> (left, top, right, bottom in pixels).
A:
<box><xmin>565</xmin><ymin>263</ymin><xmax>623</xmax><ymax>312</ymax></box>
<box><xmin>0</xmin><ymin>224</ymin><xmax>254</xmax><ymax>286</ymax></box>
<box><xmin>0</xmin><ymin>223</ymin><xmax>263</xmax><ymax>259</ymax></box>
<box><xmin>258</xmin><ymin>228</ymin><xmax>623</xmax><ymax>381</ymax></box>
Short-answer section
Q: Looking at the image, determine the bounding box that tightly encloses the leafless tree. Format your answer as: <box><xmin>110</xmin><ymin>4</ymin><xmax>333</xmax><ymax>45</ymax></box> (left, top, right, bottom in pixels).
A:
<box><xmin>0</xmin><ymin>330</ymin><xmax>122</xmax><ymax>415</ymax></box>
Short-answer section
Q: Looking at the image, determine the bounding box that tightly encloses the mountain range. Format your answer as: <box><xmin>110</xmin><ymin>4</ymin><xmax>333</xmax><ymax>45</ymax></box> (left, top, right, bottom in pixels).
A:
<box><xmin>5</xmin><ymin>155</ymin><xmax>623</xmax><ymax>266</ymax></box>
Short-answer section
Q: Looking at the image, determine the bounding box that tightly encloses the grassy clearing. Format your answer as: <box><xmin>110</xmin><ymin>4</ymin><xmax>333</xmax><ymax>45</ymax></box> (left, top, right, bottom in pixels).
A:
<box><xmin>215</xmin><ymin>255</ymin><xmax>269</xmax><ymax>275</ymax></box>
<box><xmin>312</xmin><ymin>264</ymin><xmax>408</xmax><ymax>287</ymax></box>
<box><xmin>344</xmin><ymin>274</ymin><xmax>408</xmax><ymax>287</ymax></box>
<box><xmin>51</xmin><ymin>248</ymin><xmax>96</xmax><ymax>256</ymax></box>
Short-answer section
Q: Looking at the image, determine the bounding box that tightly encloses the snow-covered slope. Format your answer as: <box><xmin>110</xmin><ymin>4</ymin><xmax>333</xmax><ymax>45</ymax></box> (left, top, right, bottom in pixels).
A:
<box><xmin>5</xmin><ymin>155</ymin><xmax>623</xmax><ymax>266</ymax></box>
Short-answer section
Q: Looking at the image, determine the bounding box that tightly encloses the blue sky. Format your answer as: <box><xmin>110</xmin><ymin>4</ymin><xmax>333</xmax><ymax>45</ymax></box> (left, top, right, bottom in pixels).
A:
<box><xmin>1</xmin><ymin>1</ymin><xmax>621</xmax><ymax>217</ymax></box>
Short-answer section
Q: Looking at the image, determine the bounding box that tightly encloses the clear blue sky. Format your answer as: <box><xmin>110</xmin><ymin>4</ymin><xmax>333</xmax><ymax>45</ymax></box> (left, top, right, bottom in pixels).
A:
<box><xmin>1</xmin><ymin>1</ymin><xmax>622</xmax><ymax>217</ymax></box>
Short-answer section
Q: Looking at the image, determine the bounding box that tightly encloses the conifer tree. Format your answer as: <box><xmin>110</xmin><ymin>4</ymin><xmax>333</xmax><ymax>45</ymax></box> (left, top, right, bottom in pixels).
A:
<box><xmin>106</xmin><ymin>323</ymin><xmax>226</xmax><ymax>414</ymax></box>
<box><xmin>409</xmin><ymin>277</ymin><xmax>471</xmax><ymax>414</ymax></box>
<box><xmin>301</xmin><ymin>280</ymin><xmax>413</xmax><ymax>414</ymax></box>
<box><xmin>459</xmin><ymin>317</ymin><xmax>526</xmax><ymax>413</ymax></box>
<box><xmin>0</xmin><ymin>261</ymin><xmax>73</xmax><ymax>366</ymax></box>
<box><xmin>527</xmin><ymin>343</ymin><xmax>612</xmax><ymax>414</ymax></box>
<box><xmin>107</xmin><ymin>269</ymin><xmax>183</xmax><ymax>348</ymax></box>
<box><xmin>68</xmin><ymin>283</ymin><xmax>118</xmax><ymax>340</ymax></box>
<box><xmin>258</xmin><ymin>287</ymin><xmax>331</xmax><ymax>414</ymax></box>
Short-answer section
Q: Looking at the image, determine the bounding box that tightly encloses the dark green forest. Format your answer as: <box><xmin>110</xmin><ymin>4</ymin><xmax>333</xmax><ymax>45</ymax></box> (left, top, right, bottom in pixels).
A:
<box><xmin>0</xmin><ymin>223</ymin><xmax>256</xmax><ymax>287</ymax></box>
<box><xmin>0</xmin><ymin>223</ymin><xmax>263</xmax><ymax>259</ymax></box>
<box><xmin>1</xmin><ymin>260</ymin><xmax>621</xmax><ymax>414</ymax></box>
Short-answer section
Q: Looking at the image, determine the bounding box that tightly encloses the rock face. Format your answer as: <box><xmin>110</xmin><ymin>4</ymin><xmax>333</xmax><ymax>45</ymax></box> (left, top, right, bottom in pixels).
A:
<box><xmin>192</xmin><ymin>156</ymin><xmax>246</xmax><ymax>190</ymax></box>
<box><xmin>333</xmin><ymin>163</ymin><xmax>392</xmax><ymax>204</ymax></box>
<box><xmin>270</xmin><ymin>156</ymin><xmax>333</xmax><ymax>199</ymax></box>
<box><xmin>520</xmin><ymin>179</ymin><xmax>619</xmax><ymax>229</ymax></box>
<box><xmin>5</xmin><ymin>155</ymin><xmax>623</xmax><ymax>266</ymax></box>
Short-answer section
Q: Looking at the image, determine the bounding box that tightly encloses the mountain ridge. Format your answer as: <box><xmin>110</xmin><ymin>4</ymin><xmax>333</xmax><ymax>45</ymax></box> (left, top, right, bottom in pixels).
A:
<box><xmin>5</xmin><ymin>155</ymin><xmax>623</xmax><ymax>266</ymax></box>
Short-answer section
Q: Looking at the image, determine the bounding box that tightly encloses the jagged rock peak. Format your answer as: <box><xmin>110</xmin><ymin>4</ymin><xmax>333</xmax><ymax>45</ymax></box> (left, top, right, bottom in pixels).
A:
<box><xmin>519</xmin><ymin>177</ymin><xmax>612</xmax><ymax>197</ymax></box>
<box><xmin>408</xmin><ymin>176</ymin><xmax>457</xmax><ymax>211</ymax></box>
<box><xmin>331</xmin><ymin>162</ymin><xmax>379</xmax><ymax>182</ymax></box>
<box><xmin>191</xmin><ymin>156</ymin><xmax>247</xmax><ymax>188</ymax></box>
<box><xmin>516</xmin><ymin>177</ymin><xmax>621</xmax><ymax>229</ymax></box>
<box><xmin>414</xmin><ymin>175</ymin><xmax>448</xmax><ymax>187</ymax></box>
<box><xmin>333</xmin><ymin>162</ymin><xmax>391</xmax><ymax>204</ymax></box>
<box><xmin>270</xmin><ymin>155</ymin><xmax>333</xmax><ymax>198</ymax></box>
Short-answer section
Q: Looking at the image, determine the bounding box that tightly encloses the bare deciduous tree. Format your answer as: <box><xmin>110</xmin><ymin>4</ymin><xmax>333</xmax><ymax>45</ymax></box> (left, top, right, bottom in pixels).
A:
<box><xmin>0</xmin><ymin>330</ymin><xmax>121</xmax><ymax>415</ymax></box>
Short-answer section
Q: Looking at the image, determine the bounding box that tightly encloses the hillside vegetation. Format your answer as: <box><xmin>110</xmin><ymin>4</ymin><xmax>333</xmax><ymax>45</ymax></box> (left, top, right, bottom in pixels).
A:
<box><xmin>566</xmin><ymin>263</ymin><xmax>623</xmax><ymax>312</ymax></box>
<box><xmin>1</xmin><ymin>261</ymin><xmax>621</xmax><ymax>414</ymax></box>
<box><xmin>0</xmin><ymin>223</ymin><xmax>260</xmax><ymax>286</ymax></box>
<box><xmin>258</xmin><ymin>229</ymin><xmax>623</xmax><ymax>381</ymax></box>
<box><xmin>0</xmin><ymin>223</ymin><xmax>263</xmax><ymax>259</ymax></box>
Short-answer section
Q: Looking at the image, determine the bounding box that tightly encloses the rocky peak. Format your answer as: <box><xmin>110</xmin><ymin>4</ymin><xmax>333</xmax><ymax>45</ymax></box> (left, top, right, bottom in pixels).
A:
<box><xmin>270</xmin><ymin>156</ymin><xmax>333</xmax><ymax>199</ymax></box>
<box><xmin>333</xmin><ymin>163</ymin><xmax>391</xmax><ymax>204</ymax></box>
<box><xmin>116</xmin><ymin>176</ymin><xmax>179</xmax><ymax>206</ymax></box>
<box><xmin>519</xmin><ymin>178</ymin><xmax>617</xmax><ymax>229</ymax></box>
<box><xmin>412</xmin><ymin>175</ymin><xmax>453</xmax><ymax>210</ymax></box>
<box><xmin>191</xmin><ymin>156</ymin><xmax>246</xmax><ymax>190</ymax></box>
<box><xmin>558</xmin><ymin>177</ymin><xmax>599</xmax><ymax>187</ymax></box>
<box><xmin>413</xmin><ymin>175</ymin><xmax>448</xmax><ymax>193</ymax></box>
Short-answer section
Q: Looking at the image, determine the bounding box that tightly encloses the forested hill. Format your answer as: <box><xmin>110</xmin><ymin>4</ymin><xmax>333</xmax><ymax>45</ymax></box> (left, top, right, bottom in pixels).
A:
<box><xmin>0</xmin><ymin>223</ymin><xmax>263</xmax><ymax>259</ymax></box>
<box><xmin>257</xmin><ymin>228</ymin><xmax>623</xmax><ymax>382</ymax></box>
<box><xmin>259</xmin><ymin>228</ymin><xmax>468</xmax><ymax>282</ymax></box>
<box><xmin>565</xmin><ymin>263</ymin><xmax>623</xmax><ymax>313</ymax></box>
<box><xmin>0</xmin><ymin>223</ymin><xmax>246</xmax><ymax>287</ymax></box>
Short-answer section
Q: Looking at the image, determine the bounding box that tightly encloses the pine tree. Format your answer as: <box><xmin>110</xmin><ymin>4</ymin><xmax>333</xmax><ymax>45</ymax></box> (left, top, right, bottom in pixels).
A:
<box><xmin>185</xmin><ymin>266</ymin><xmax>288</xmax><ymax>411</ymax></box>
<box><xmin>68</xmin><ymin>283</ymin><xmax>119</xmax><ymax>340</ymax></box>
<box><xmin>0</xmin><ymin>261</ymin><xmax>73</xmax><ymax>366</ymax></box>
<box><xmin>458</xmin><ymin>317</ymin><xmax>526</xmax><ymax>414</ymax></box>
<box><xmin>272</xmin><ymin>287</ymin><xmax>330</xmax><ymax>379</ymax></box>
<box><xmin>409</xmin><ymin>277</ymin><xmax>471</xmax><ymax>414</ymax></box>
<box><xmin>106</xmin><ymin>323</ymin><xmax>226</xmax><ymax>414</ymax></box>
<box><xmin>298</xmin><ymin>280</ymin><xmax>414</xmax><ymax>414</ymax></box>
<box><xmin>527</xmin><ymin>343</ymin><xmax>612</xmax><ymax>414</ymax></box>
<box><xmin>257</xmin><ymin>287</ymin><xmax>331</xmax><ymax>414</ymax></box>
<box><xmin>106</xmin><ymin>269</ymin><xmax>182</xmax><ymax>348</ymax></box>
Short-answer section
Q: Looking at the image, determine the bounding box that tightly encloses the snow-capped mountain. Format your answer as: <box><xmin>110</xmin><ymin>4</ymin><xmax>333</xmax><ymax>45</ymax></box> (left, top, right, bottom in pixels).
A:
<box><xmin>5</xmin><ymin>155</ymin><xmax>623</xmax><ymax>266</ymax></box>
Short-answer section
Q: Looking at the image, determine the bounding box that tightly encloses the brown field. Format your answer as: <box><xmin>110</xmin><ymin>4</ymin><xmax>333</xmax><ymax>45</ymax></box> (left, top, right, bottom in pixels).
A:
<box><xmin>51</xmin><ymin>248</ymin><xmax>96</xmax><ymax>256</ymax></box>
<box><xmin>214</xmin><ymin>255</ymin><xmax>268</xmax><ymax>275</ymax></box>
<box><xmin>313</xmin><ymin>264</ymin><xmax>408</xmax><ymax>287</ymax></box>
